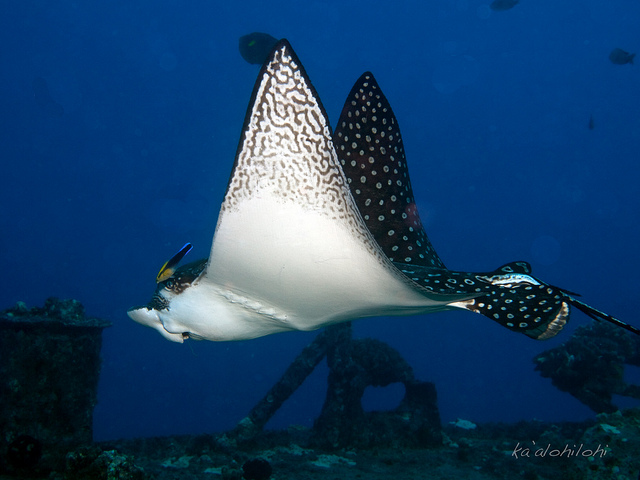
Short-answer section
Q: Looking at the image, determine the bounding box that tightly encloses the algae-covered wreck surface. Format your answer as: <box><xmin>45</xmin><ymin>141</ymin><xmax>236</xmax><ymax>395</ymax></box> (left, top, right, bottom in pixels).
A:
<box><xmin>6</xmin><ymin>414</ymin><xmax>640</xmax><ymax>479</ymax></box>
<box><xmin>4</xmin><ymin>418</ymin><xmax>640</xmax><ymax>479</ymax></box>
<box><xmin>89</xmin><ymin>409</ymin><xmax>640</xmax><ymax>480</ymax></box>
<box><xmin>0</xmin><ymin>299</ymin><xmax>111</xmax><ymax>476</ymax></box>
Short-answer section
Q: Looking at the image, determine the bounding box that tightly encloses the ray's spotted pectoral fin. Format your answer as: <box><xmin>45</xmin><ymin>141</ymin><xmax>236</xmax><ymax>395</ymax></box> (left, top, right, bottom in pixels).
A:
<box><xmin>388</xmin><ymin>260</ymin><xmax>568</xmax><ymax>339</ymax></box>
<box><xmin>334</xmin><ymin>72</ymin><xmax>445</xmax><ymax>269</ymax></box>
<box><xmin>335</xmin><ymin>72</ymin><xmax>640</xmax><ymax>340</ymax></box>
<box><xmin>447</xmin><ymin>263</ymin><xmax>571</xmax><ymax>340</ymax></box>
<box><xmin>332</xmin><ymin>73</ymin><xmax>564</xmax><ymax>338</ymax></box>
<box><xmin>444</xmin><ymin>262</ymin><xmax>640</xmax><ymax>339</ymax></box>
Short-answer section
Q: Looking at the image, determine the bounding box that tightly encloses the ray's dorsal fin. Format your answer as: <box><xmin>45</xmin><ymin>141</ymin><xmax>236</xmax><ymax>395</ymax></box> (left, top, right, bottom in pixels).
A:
<box><xmin>334</xmin><ymin>72</ymin><xmax>445</xmax><ymax>269</ymax></box>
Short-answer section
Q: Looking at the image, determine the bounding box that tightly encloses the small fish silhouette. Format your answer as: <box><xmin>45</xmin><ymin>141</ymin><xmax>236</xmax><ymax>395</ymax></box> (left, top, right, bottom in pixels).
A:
<box><xmin>490</xmin><ymin>0</ymin><xmax>519</xmax><ymax>11</ymax></box>
<box><xmin>32</xmin><ymin>77</ymin><xmax>64</xmax><ymax>117</ymax></box>
<box><xmin>609</xmin><ymin>48</ymin><xmax>635</xmax><ymax>65</ymax></box>
<box><xmin>239</xmin><ymin>32</ymin><xmax>279</xmax><ymax>65</ymax></box>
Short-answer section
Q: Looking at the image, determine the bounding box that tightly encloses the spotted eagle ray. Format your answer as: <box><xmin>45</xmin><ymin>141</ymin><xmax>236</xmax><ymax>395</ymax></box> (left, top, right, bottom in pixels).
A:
<box><xmin>128</xmin><ymin>40</ymin><xmax>640</xmax><ymax>342</ymax></box>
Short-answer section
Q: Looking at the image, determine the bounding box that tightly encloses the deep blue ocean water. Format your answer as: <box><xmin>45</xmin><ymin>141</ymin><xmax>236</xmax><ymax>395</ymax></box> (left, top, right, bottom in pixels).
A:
<box><xmin>1</xmin><ymin>0</ymin><xmax>639</xmax><ymax>441</ymax></box>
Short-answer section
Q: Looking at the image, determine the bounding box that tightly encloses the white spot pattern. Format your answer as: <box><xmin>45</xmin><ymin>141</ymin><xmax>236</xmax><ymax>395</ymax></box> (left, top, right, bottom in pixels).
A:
<box><xmin>334</xmin><ymin>73</ymin><xmax>445</xmax><ymax>269</ymax></box>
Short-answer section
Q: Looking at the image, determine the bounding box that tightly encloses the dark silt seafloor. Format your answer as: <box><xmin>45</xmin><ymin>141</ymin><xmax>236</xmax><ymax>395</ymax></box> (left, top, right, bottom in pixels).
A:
<box><xmin>1</xmin><ymin>299</ymin><xmax>639</xmax><ymax>480</ymax></box>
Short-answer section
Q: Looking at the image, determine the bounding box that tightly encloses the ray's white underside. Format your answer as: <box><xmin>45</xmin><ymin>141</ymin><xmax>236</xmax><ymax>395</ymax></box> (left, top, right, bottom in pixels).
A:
<box><xmin>158</xmin><ymin>197</ymin><xmax>456</xmax><ymax>342</ymax></box>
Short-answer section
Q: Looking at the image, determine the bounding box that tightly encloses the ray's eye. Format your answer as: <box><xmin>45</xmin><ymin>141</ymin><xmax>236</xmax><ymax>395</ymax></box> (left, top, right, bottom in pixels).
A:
<box><xmin>164</xmin><ymin>279</ymin><xmax>175</xmax><ymax>290</ymax></box>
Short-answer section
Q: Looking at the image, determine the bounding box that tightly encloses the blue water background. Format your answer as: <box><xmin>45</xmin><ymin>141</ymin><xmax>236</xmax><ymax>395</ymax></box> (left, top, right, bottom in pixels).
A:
<box><xmin>1</xmin><ymin>0</ymin><xmax>639</xmax><ymax>441</ymax></box>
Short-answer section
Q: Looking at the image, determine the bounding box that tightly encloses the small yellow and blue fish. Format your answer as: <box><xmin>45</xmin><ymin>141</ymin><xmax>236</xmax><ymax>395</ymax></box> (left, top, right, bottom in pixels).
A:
<box><xmin>156</xmin><ymin>243</ymin><xmax>193</xmax><ymax>283</ymax></box>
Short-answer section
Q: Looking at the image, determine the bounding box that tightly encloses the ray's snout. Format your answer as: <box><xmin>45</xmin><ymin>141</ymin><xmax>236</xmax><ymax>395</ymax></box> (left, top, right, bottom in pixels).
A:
<box><xmin>128</xmin><ymin>306</ymin><xmax>185</xmax><ymax>343</ymax></box>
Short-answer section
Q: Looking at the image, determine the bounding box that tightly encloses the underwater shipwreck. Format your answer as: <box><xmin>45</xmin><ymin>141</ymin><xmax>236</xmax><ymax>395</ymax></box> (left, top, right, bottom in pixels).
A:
<box><xmin>1</xmin><ymin>298</ymin><xmax>640</xmax><ymax>480</ymax></box>
<box><xmin>4</xmin><ymin>36</ymin><xmax>640</xmax><ymax>480</ymax></box>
